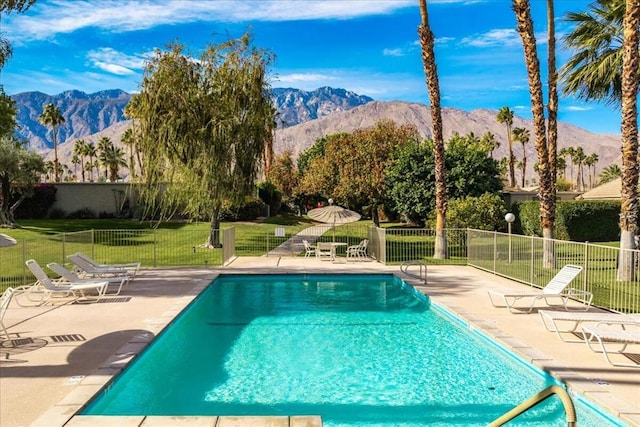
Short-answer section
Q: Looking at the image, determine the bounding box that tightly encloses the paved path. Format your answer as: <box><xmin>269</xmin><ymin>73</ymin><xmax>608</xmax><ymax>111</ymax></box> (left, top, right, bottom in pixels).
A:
<box><xmin>266</xmin><ymin>224</ymin><xmax>333</xmax><ymax>257</ymax></box>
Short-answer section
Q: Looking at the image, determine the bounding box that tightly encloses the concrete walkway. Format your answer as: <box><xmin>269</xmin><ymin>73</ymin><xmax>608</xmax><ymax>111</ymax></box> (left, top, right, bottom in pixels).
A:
<box><xmin>1</xmin><ymin>259</ymin><xmax>639</xmax><ymax>426</ymax></box>
<box><xmin>266</xmin><ymin>224</ymin><xmax>333</xmax><ymax>257</ymax></box>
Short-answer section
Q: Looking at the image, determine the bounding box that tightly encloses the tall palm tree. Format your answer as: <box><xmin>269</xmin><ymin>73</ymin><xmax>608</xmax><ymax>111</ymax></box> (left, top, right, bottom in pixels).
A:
<box><xmin>560</xmin><ymin>0</ymin><xmax>629</xmax><ymax>106</ymax></box>
<box><xmin>83</xmin><ymin>142</ymin><xmax>97</xmax><ymax>182</ymax></box>
<box><xmin>97</xmin><ymin>137</ymin><xmax>113</xmax><ymax>179</ymax></box>
<box><xmin>547</xmin><ymin>0</ymin><xmax>559</xmax><ymax>192</ymax></box>
<box><xmin>120</xmin><ymin>127</ymin><xmax>136</xmax><ymax>180</ymax></box>
<box><xmin>496</xmin><ymin>106</ymin><xmax>516</xmax><ymax>188</ymax></box>
<box><xmin>38</xmin><ymin>103</ymin><xmax>65</xmax><ymax>182</ymax></box>
<box><xmin>73</xmin><ymin>139</ymin><xmax>87</xmax><ymax>181</ymax></box>
<box><xmin>512</xmin><ymin>127</ymin><xmax>530</xmax><ymax>188</ymax></box>
<box><xmin>583</xmin><ymin>153</ymin><xmax>599</xmax><ymax>188</ymax></box>
<box><xmin>556</xmin><ymin>157</ymin><xmax>567</xmax><ymax>180</ymax></box>
<box><xmin>418</xmin><ymin>0</ymin><xmax>447</xmax><ymax>259</ymax></box>
<box><xmin>573</xmin><ymin>146</ymin><xmax>587</xmax><ymax>191</ymax></box>
<box><xmin>124</xmin><ymin>94</ymin><xmax>144</xmax><ymax>178</ymax></box>
<box><xmin>71</xmin><ymin>154</ymin><xmax>80</xmax><ymax>181</ymax></box>
<box><xmin>513</xmin><ymin>0</ymin><xmax>555</xmax><ymax>266</ymax></box>
<box><xmin>101</xmin><ymin>144</ymin><xmax>127</xmax><ymax>182</ymax></box>
<box><xmin>618</xmin><ymin>0</ymin><xmax>640</xmax><ymax>280</ymax></box>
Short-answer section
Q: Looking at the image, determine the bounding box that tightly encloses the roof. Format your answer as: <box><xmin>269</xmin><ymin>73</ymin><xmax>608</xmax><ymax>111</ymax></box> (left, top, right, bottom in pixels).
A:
<box><xmin>578</xmin><ymin>178</ymin><xmax>621</xmax><ymax>200</ymax></box>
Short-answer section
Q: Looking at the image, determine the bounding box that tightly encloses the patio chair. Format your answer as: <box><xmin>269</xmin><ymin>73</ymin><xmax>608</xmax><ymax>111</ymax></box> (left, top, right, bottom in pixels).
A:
<box><xmin>47</xmin><ymin>262</ymin><xmax>128</xmax><ymax>296</ymax></box>
<box><xmin>1</xmin><ymin>287</ymin><xmax>15</xmax><ymax>341</ymax></box>
<box><xmin>487</xmin><ymin>264</ymin><xmax>591</xmax><ymax>313</ymax></box>
<box><xmin>539</xmin><ymin>310</ymin><xmax>640</xmax><ymax>343</ymax></box>
<box><xmin>74</xmin><ymin>252</ymin><xmax>140</xmax><ymax>278</ymax></box>
<box><xmin>346</xmin><ymin>239</ymin><xmax>368</xmax><ymax>261</ymax></box>
<box><xmin>302</xmin><ymin>240</ymin><xmax>317</xmax><ymax>258</ymax></box>
<box><xmin>67</xmin><ymin>253</ymin><xmax>133</xmax><ymax>279</ymax></box>
<box><xmin>582</xmin><ymin>321</ymin><xmax>640</xmax><ymax>368</ymax></box>
<box><xmin>25</xmin><ymin>259</ymin><xmax>108</xmax><ymax>304</ymax></box>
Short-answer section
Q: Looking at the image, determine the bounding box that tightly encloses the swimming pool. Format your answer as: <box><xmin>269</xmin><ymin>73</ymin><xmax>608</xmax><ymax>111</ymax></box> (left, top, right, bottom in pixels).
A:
<box><xmin>82</xmin><ymin>274</ymin><xmax>623</xmax><ymax>426</ymax></box>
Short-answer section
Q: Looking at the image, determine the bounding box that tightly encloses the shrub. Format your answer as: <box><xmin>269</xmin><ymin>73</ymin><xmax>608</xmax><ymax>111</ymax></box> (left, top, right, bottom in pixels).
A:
<box><xmin>426</xmin><ymin>193</ymin><xmax>507</xmax><ymax>231</ymax></box>
<box><xmin>220</xmin><ymin>197</ymin><xmax>265</xmax><ymax>221</ymax></box>
<box><xmin>66</xmin><ymin>208</ymin><xmax>97</xmax><ymax>219</ymax></box>
<box><xmin>13</xmin><ymin>184</ymin><xmax>57</xmax><ymax>219</ymax></box>
<box><xmin>47</xmin><ymin>207</ymin><xmax>67</xmax><ymax>219</ymax></box>
<box><xmin>515</xmin><ymin>200</ymin><xmax>620</xmax><ymax>241</ymax></box>
<box><xmin>257</xmin><ymin>181</ymin><xmax>282</xmax><ymax>215</ymax></box>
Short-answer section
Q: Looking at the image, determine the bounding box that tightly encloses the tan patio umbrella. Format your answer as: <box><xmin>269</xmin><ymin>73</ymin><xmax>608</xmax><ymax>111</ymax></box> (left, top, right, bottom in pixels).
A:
<box><xmin>308</xmin><ymin>200</ymin><xmax>361</xmax><ymax>243</ymax></box>
<box><xmin>0</xmin><ymin>233</ymin><xmax>17</xmax><ymax>248</ymax></box>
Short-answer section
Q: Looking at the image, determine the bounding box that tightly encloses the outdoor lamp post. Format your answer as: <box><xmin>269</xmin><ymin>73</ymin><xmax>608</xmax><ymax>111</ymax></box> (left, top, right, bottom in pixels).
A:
<box><xmin>505</xmin><ymin>213</ymin><xmax>515</xmax><ymax>263</ymax></box>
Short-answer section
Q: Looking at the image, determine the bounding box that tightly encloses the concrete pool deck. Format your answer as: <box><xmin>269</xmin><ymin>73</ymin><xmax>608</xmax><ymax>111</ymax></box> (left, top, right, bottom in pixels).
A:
<box><xmin>0</xmin><ymin>257</ymin><xmax>638</xmax><ymax>426</ymax></box>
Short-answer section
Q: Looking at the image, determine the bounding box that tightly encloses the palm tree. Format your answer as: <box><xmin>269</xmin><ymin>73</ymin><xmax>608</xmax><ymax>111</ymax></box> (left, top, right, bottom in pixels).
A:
<box><xmin>496</xmin><ymin>106</ymin><xmax>516</xmax><ymax>188</ymax></box>
<box><xmin>480</xmin><ymin>131</ymin><xmax>500</xmax><ymax>157</ymax></box>
<box><xmin>71</xmin><ymin>154</ymin><xmax>80</xmax><ymax>181</ymax></box>
<box><xmin>73</xmin><ymin>139</ymin><xmax>87</xmax><ymax>181</ymax></box>
<box><xmin>560</xmin><ymin>147</ymin><xmax>577</xmax><ymax>188</ymax></box>
<box><xmin>557</xmin><ymin>147</ymin><xmax>569</xmax><ymax>179</ymax></box>
<box><xmin>83</xmin><ymin>142</ymin><xmax>97</xmax><ymax>182</ymax></box>
<box><xmin>97</xmin><ymin>137</ymin><xmax>113</xmax><ymax>179</ymax></box>
<box><xmin>38</xmin><ymin>103</ymin><xmax>65</xmax><ymax>182</ymax></box>
<box><xmin>418</xmin><ymin>0</ymin><xmax>447</xmax><ymax>259</ymax></box>
<box><xmin>513</xmin><ymin>0</ymin><xmax>555</xmax><ymax>267</ymax></box>
<box><xmin>120</xmin><ymin>127</ymin><xmax>136</xmax><ymax>180</ymax></box>
<box><xmin>560</xmin><ymin>0</ymin><xmax>629</xmax><ymax>106</ymax></box>
<box><xmin>124</xmin><ymin>94</ymin><xmax>144</xmax><ymax>178</ymax></box>
<box><xmin>618</xmin><ymin>0</ymin><xmax>640</xmax><ymax>280</ymax></box>
<box><xmin>43</xmin><ymin>160</ymin><xmax>54</xmax><ymax>182</ymax></box>
<box><xmin>598</xmin><ymin>164</ymin><xmax>621</xmax><ymax>184</ymax></box>
<box><xmin>101</xmin><ymin>144</ymin><xmax>127</xmax><ymax>182</ymax></box>
<box><xmin>547</xmin><ymin>0</ymin><xmax>559</xmax><ymax>191</ymax></box>
<box><xmin>584</xmin><ymin>153</ymin><xmax>599</xmax><ymax>188</ymax></box>
<box><xmin>573</xmin><ymin>146</ymin><xmax>587</xmax><ymax>191</ymax></box>
<box><xmin>512</xmin><ymin>127</ymin><xmax>530</xmax><ymax>188</ymax></box>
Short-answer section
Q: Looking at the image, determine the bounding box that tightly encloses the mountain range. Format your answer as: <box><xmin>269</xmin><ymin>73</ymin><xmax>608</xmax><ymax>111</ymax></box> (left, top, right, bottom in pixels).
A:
<box><xmin>11</xmin><ymin>87</ymin><xmax>621</xmax><ymax>183</ymax></box>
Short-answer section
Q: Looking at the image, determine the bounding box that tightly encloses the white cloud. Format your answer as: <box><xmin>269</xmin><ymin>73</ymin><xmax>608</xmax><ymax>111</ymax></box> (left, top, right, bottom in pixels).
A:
<box><xmin>383</xmin><ymin>48</ymin><xmax>406</xmax><ymax>57</ymax></box>
<box><xmin>276</xmin><ymin>73</ymin><xmax>335</xmax><ymax>85</ymax></box>
<box><xmin>461</xmin><ymin>29</ymin><xmax>521</xmax><ymax>48</ymax></box>
<box><xmin>86</xmin><ymin>48</ymin><xmax>148</xmax><ymax>75</ymax></box>
<box><xmin>7</xmin><ymin>0</ymin><xmax>416</xmax><ymax>42</ymax></box>
<box><xmin>565</xmin><ymin>106</ymin><xmax>593</xmax><ymax>111</ymax></box>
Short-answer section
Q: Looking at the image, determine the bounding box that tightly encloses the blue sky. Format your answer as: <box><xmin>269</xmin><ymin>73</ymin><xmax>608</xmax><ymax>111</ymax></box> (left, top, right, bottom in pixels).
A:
<box><xmin>0</xmin><ymin>0</ymin><xmax>625</xmax><ymax>135</ymax></box>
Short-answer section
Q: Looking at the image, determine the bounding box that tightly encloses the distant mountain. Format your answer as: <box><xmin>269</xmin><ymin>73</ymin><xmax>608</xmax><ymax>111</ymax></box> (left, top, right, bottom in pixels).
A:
<box><xmin>12</xmin><ymin>86</ymin><xmax>373</xmax><ymax>151</ymax></box>
<box><xmin>274</xmin><ymin>101</ymin><xmax>621</xmax><ymax>180</ymax></box>
<box><xmin>12</xmin><ymin>89</ymin><xmax>131</xmax><ymax>151</ymax></box>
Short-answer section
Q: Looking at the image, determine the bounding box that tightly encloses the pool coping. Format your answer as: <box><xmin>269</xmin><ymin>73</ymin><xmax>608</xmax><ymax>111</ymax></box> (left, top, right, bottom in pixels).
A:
<box><xmin>23</xmin><ymin>262</ymin><xmax>640</xmax><ymax>427</ymax></box>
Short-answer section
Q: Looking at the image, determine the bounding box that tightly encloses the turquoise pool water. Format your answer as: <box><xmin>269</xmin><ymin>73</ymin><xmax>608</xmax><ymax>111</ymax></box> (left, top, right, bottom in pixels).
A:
<box><xmin>83</xmin><ymin>274</ymin><xmax>623</xmax><ymax>426</ymax></box>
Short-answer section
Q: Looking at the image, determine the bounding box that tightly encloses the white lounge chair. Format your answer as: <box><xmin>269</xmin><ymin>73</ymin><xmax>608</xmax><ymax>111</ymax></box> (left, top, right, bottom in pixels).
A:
<box><xmin>539</xmin><ymin>310</ymin><xmax>640</xmax><ymax>342</ymax></box>
<box><xmin>73</xmin><ymin>252</ymin><xmax>140</xmax><ymax>278</ymax></box>
<box><xmin>302</xmin><ymin>240</ymin><xmax>317</xmax><ymax>258</ymax></box>
<box><xmin>488</xmin><ymin>264</ymin><xmax>591</xmax><ymax>313</ymax></box>
<box><xmin>24</xmin><ymin>259</ymin><xmax>108</xmax><ymax>304</ymax></box>
<box><xmin>47</xmin><ymin>262</ymin><xmax>128</xmax><ymax>296</ymax></box>
<box><xmin>67</xmin><ymin>253</ymin><xmax>134</xmax><ymax>279</ymax></box>
<box><xmin>582</xmin><ymin>321</ymin><xmax>640</xmax><ymax>368</ymax></box>
<box><xmin>1</xmin><ymin>287</ymin><xmax>15</xmax><ymax>341</ymax></box>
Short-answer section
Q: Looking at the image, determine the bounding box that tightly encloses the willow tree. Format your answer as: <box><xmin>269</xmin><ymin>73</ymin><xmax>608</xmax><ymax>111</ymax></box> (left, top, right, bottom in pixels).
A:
<box><xmin>136</xmin><ymin>35</ymin><xmax>276</xmax><ymax>247</ymax></box>
<box><xmin>513</xmin><ymin>0</ymin><xmax>555</xmax><ymax>267</ymax></box>
<box><xmin>418</xmin><ymin>0</ymin><xmax>447</xmax><ymax>259</ymax></box>
<box><xmin>618</xmin><ymin>0</ymin><xmax>640</xmax><ymax>281</ymax></box>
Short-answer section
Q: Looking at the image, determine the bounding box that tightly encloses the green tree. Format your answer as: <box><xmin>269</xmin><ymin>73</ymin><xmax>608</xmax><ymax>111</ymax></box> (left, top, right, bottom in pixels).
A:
<box><xmin>418</xmin><ymin>0</ymin><xmax>447</xmax><ymax>259</ymax></box>
<box><xmin>431</xmin><ymin>193</ymin><xmax>507</xmax><ymax>231</ymax></box>
<box><xmin>123</xmin><ymin>95</ymin><xmax>144</xmax><ymax>178</ymax></box>
<box><xmin>598</xmin><ymin>164</ymin><xmax>621</xmax><ymax>184</ymax></box>
<box><xmin>573</xmin><ymin>146</ymin><xmax>587</xmax><ymax>191</ymax></box>
<box><xmin>0</xmin><ymin>135</ymin><xmax>45</xmax><ymax>226</ymax></box>
<box><xmin>83</xmin><ymin>142</ymin><xmax>97</xmax><ymax>182</ymax></box>
<box><xmin>38</xmin><ymin>103</ymin><xmax>65</xmax><ymax>182</ymax></box>
<box><xmin>496</xmin><ymin>106</ymin><xmax>516</xmax><ymax>188</ymax></box>
<box><xmin>120</xmin><ymin>128</ymin><xmax>137</xmax><ymax>180</ymax></box>
<box><xmin>300</xmin><ymin>120</ymin><xmax>419</xmax><ymax>226</ymax></box>
<box><xmin>136</xmin><ymin>35</ymin><xmax>276</xmax><ymax>247</ymax></box>
<box><xmin>386</xmin><ymin>133</ymin><xmax>503</xmax><ymax>226</ymax></box>
<box><xmin>584</xmin><ymin>153</ymin><xmax>599</xmax><ymax>188</ymax></box>
<box><xmin>97</xmin><ymin>136</ymin><xmax>113</xmax><ymax>179</ymax></box>
<box><xmin>101</xmin><ymin>144</ymin><xmax>127</xmax><ymax>182</ymax></box>
<box><xmin>0</xmin><ymin>87</ymin><xmax>16</xmax><ymax>138</ymax></box>
<box><xmin>560</xmin><ymin>0</ymin><xmax>629</xmax><ymax>106</ymax></box>
<box><xmin>269</xmin><ymin>150</ymin><xmax>298</xmax><ymax>201</ymax></box>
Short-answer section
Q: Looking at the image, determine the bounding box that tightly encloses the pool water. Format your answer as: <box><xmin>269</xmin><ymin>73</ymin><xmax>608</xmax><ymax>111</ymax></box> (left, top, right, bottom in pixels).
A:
<box><xmin>83</xmin><ymin>274</ymin><xmax>623</xmax><ymax>426</ymax></box>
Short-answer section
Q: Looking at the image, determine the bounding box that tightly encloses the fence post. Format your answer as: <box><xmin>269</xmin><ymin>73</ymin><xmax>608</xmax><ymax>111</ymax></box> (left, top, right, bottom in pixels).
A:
<box><xmin>583</xmin><ymin>242</ymin><xmax>589</xmax><ymax>289</ymax></box>
<box><xmin>62</xmin><ymin>232</ymin><xmax>66</xmax><ymax>264</ymax></box>
<box><xmin>530</xmin><ymin>236</ymin><xmax>535</xmax><ymax>284</ymax></box>
<box><xmin>91</xmin><ymin>229</ymin><xmax>95</xmax><ymax>260</ymax></box>
<box><xmin>153</xmin><ymin>229</ymin><xmax>157</xmax><ymax>267</ymax></box>
<box><xmin>493</xmin><ymin>231</ymin><xmax>497</xmax><ymax>273</ymax></box>
<box><xmin>266</xmin><ymin>233</ymin><xmax>269</xmax><ymax>257</ymax></box>
<box><xmin>21</xmin><ymin>239</ymin><xmax>27</xmax><ymax>286</ymax></box>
